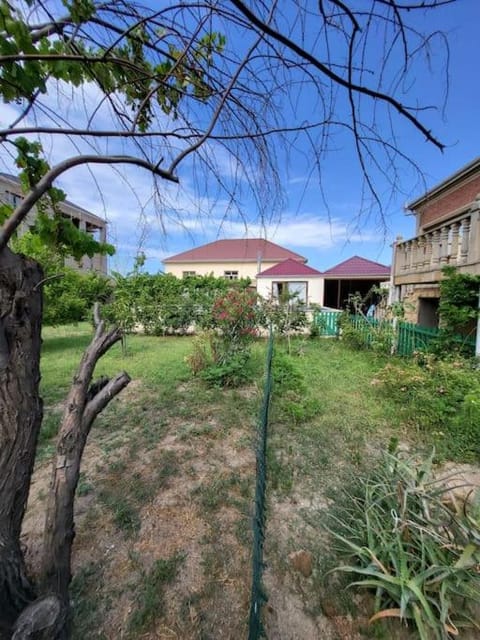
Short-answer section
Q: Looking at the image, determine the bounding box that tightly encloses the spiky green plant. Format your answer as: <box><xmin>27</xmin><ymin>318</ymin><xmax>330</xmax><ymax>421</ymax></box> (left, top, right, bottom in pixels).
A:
<box><xmin>325</xmin><ymin>449</ymin><xmax>480</xmax><ymax>639</ymax></box>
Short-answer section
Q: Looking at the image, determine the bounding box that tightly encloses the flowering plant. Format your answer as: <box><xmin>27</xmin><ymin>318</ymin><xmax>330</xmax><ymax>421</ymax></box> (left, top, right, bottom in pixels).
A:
<box><xmin>187</xmin><ymin>288</ymin><xmax>259</xmax><ymax>387</ymax></box>
<box><xmin>211</xmin><ymin>288</ymin><xmax>259</xmax><ymax>342</ymax></box>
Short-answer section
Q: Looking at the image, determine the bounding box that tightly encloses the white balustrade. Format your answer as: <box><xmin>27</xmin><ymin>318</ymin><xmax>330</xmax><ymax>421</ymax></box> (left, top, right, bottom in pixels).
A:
<box><xmin>394</xmin><ymin>215</ymin><xmax>473</xmax><ymax>278</ymax></box>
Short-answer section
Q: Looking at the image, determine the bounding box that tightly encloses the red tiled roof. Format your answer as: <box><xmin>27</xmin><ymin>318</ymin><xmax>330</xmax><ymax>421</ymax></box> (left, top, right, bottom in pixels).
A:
<box><xmin>323</xmin><ymin>255</ymin><xmax>390</xmax><ymax>278</ymax></box>
<box><xmin>163</xmin><ymin>239</ymin><xmax>306</xmax><ymax>263</ymax></box>
<box><xmin>257</xmin><ymin>258</ymin><xmax>322</xmax><ymax>277</ymax></box>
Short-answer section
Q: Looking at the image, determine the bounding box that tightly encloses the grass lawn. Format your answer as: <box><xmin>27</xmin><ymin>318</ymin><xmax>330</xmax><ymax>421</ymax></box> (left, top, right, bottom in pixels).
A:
<box><xmin>28</xmin><ymin>325</ymin><xmax>478</xmax><ymax>639</ymax></box>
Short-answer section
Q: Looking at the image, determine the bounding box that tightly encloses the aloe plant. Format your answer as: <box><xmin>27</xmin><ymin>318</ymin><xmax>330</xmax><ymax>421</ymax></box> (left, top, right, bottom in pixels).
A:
<box><xmin>326</xmin><ymin>450</ymin><xmax>480</xmax><ymax>639</ymax></box>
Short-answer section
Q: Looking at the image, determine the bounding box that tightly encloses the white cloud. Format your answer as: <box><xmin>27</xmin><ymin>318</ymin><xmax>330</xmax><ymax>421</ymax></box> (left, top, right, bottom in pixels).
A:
<box><xmin>0</xmin><ymin>80</ymin><xmax>382</xmax><ymax>274</ymax></box>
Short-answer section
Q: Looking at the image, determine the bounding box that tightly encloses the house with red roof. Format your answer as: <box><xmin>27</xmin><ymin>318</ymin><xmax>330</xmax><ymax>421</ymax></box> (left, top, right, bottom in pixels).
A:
<box><xmin>323</xmin><ymin>256</ymin><xmax>390</xmax><ymax>309</ymax></box>
<box><xmin>256</xmin><ymin>258</ymin><xmax>324</xmax><ymax>306</ymax></box>
<box><xmin>163</xmin><ymin>238</ymin><xmax>306</xmax><ymax>283</ymax></box>
<box><xmin>164</xmin><ymin>238</ymin><xmax>392</xmax><ymax>309</ymax></box>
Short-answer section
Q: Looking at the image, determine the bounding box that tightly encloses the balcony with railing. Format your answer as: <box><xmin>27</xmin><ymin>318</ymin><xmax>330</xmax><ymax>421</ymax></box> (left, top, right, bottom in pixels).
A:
<box><xmin>393</xmin><ymin>209</ymin><xmax>480</xmax><ymax>285</ymax></box>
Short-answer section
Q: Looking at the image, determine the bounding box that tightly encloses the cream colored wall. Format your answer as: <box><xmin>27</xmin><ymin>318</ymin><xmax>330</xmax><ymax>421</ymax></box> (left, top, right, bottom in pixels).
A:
<box><xmin>164</xmin><ymin>260</ymin><xmax>279</xmax><ymax>281</ymax></box>
<box><xmin>256</xmin><ymin>276</ymin><xmax>324</xmax><ymax>306</ymax></box>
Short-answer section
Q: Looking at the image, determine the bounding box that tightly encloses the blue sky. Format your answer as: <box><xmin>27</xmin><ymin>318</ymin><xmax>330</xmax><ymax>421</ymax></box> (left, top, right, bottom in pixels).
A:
<box><xmin>1</xmin><ymin>1</ymin><xmax>479</xmax><ymax>274</ymax></box>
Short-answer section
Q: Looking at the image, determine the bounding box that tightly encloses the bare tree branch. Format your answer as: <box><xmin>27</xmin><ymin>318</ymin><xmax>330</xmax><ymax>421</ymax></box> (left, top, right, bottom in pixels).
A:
<box><xmin>229</xmin><ymin>0</ymin><xmax>445</xmax><ymax>150</ymax></box>
<box><xmin>0</xmin><ymin>155</ymin><xmax>177</xmax><ymax>250</ymax></box>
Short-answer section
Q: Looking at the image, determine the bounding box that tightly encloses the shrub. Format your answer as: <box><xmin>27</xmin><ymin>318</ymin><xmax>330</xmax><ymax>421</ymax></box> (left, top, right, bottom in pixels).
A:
<box><xmin>42</xmin><ymin>268</ymin><xmax>113</xmax><ymax>325</ymax></box>
<box><xmin>210</xmin><ymin>288</ymin><xmax>259</xmax><ymax>338</ymax></box>
<box><xmin>326</xmin><ymin>450</ymin><xmax>480</xmax><ymax>640</ymax></box>
<box><xmin>376</xmin><ymin>355</ymin><xmax>479</xmax><ymax>461</ymax></box>
<box><xmin>105</xmin><ymin>272</ymin><xmax>253</xmax><ymax>335</ymax></box>
<box><xmin>338</xmin><ymin>313</ymin><xmax>394</xmax><ymax>354</ymax></box>
<box><xmin>433</xmin><ymin>266</ymin><xmax>480</xmax><ymax>355</ymax></box>
<box><xmin>200</xmin><ymin>347</ymin><xmax>251</xmax><ymax>388</ymax></box>
<box><xmin>187</xmin><ymin>289</ymin><xmax>258</xmax><ymax>387</ymax></box>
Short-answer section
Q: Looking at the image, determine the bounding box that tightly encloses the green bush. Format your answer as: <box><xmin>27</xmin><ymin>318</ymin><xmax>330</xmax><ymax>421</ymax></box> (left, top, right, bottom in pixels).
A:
<box><xmin>433</xmin><ymin>266</ymin><xmax>480</xmax><ymax>356</ymax></box>
<box><xmin>377</xmin><ymin>355</ymin><xmax>479</xmax><ymax>461</ymax></box>
<box><xmin>43</xmin><ymin>268</ymin><xmax>112</xmax><ymax>325</ymax></box>
<box><xmin>12</xmin><ymin>228</ymin><xmax>113</xmax><ymax>325</ymax></box>
<box><xmin>105</xmin><ymin>271</ymin><xmax>252</xmax><ymax>335</ymax></box>
<box><xmin>200</xmin><ymin>344</ymin><xmax>251</xmax><ymax>388</ymax></box>
<box><xmin>326</xmin><ymin>450</ymin><xmax>480</xmax><ymax>640</ymax></box>
<box><xmin>337</xmin><ymin>314</ymin><xmax>368</xmax><ymax>350</ymax></box>
<box><xmin>338</xmin><ymin>313</ymin><xmax>394</xmax><ymax>354</ymax></box>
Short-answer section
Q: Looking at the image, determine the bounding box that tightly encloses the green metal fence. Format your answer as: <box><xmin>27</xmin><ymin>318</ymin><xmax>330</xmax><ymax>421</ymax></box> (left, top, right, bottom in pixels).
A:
<box><xmin>314</xmin><ymin>310</ymin><xmax>341</xmax><ymax>336</ymax></box>
<box><xmin>397</xmin><ymin>321</ymin><xmax>438</xmax><ymax>355</ymax></box>
<box><xmin>314</xmin><ymin>312</ymin><xmax>477</xmax><ymax>357</ymax></box>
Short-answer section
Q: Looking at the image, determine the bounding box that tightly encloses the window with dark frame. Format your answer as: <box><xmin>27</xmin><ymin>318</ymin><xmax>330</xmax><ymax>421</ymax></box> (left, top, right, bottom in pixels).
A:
<box><xmin>272</xmin><ymin>281</ymin><xmax>308</xmax><ymax>304</ymax></box>
<box><xmin>224</xmin><ymin>270</ymin><xmax>239</xmax><ymax>280</ymax></box>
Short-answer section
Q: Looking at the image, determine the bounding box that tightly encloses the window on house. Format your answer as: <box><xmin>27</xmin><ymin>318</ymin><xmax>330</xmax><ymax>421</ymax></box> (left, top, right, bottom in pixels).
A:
<box><xmin>224</xmin><ymin>270</ymin><xmax>239</xmax><ymax>280</ymax></box>
<box><xmin>273</xmin><ymin>281</ymin><xmax>307</xmax><ymax>304</ymax></box>
<box><xmin>182</xmin><ymin>271</ymin><xmax>196</xmax><ymax>278</ymax></box>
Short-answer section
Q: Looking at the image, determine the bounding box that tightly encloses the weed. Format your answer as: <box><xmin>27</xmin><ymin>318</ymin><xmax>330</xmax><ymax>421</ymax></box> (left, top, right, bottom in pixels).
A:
<box><xmin>98</xmin><ymin>491</ymin><xmax>140</xmax><ymax>535</ymax></box>
<box><xmin>128</xmin><ymin>554</ymin><xmax>184</xmax><ymax>635</ymax></box>
<box><xmin>377</xmin><ymin>355</ymin><xmax>480</xmax><ymax>460</ymax></box>
<box><xmin>108</xmin><ymin>459</ymin><xmax>127</xmax><ymax>473</ymax></box>
<box><xmin>155</xmin><ymin>449</ymin><xmax>179</xmax><ymax>488</ymax></box>
<box><xmin>267</xmin><ymin>449</ymin><xmax>294</xmax><ymax>495</ymax></box>
<box><xmin>77</xmin><ymin>472</ymin><xmax>93</xmax><ymax>497</ymax></box>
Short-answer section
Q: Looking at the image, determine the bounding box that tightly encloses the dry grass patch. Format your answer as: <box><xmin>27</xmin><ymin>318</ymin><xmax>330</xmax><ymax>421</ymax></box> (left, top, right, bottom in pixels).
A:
<box><xmin>26</xmin><ymin>329</ymin><xmax>263</xmax><ymax>639</ymax></box>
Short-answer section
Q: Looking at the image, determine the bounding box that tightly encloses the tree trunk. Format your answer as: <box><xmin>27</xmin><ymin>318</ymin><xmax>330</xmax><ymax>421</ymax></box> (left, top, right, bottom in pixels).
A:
<box><xmin>0</xmin><ymin>249</ymin><xmax>130</xmax><ymax>638</ymax></box>
<box><xmin>0</xmin><ymin>247</ymin><xmax>43</xmax><ymax>633</ymax></box>
<box><xmin>40</xmin><ymin>311</ymin><xmax>130</xmax><ymax>637</ymax></box>
<box><xmin>41</xmin><ymin>372</ymin><xmax>130</xmax><ymax>600</ymax></box>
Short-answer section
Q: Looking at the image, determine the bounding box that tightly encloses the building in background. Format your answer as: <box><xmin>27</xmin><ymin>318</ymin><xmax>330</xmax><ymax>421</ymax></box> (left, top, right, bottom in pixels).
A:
<box><xmin>256</xmin><ymin>258</ymin><xmax>324</xmax><ymax>306</ymax></box>
<box><xmin>0</xmin><ymin>172</ymin><xmax>108</xmax><ymax>274</ymax></box>
<box><xmin>322</xmin><ymin>256</ymin><xmax>390</xmax><ymax>309</ymax></box>
<box><xmin>391</xmin><ymin>158</ymin><xmax>480</xmax><ymax>327</ymax></box>
<box><xmin>163</xmin><ymin>238</ymin><xmax>306</xmax><ymax>285</ymax></box>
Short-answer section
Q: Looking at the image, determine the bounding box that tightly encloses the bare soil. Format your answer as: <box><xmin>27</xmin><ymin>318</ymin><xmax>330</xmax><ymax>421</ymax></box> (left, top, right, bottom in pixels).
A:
<box><xmin>21</xmin><ymin>378</ymin><xmax>480</xmax><ymax>640</ymax></box>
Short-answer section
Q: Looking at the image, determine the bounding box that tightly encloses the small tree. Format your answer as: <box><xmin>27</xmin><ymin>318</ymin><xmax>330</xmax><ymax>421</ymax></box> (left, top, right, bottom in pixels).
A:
<box><xmin>188</xmin><ymin>287</ymin><xmax>259</xmax><ymax>387</ymax></box>
<box><xmin>260</xmin><ymin>292</ymin><xmax>307</xmax><ymax>353</ymax></box>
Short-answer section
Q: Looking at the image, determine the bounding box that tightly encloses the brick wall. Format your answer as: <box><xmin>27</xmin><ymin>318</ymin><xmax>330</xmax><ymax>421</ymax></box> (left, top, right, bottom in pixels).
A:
<box><xmin>417</xmin><ymin>174</ymin><xmax>480</xmax><ymax>231</ymax></box>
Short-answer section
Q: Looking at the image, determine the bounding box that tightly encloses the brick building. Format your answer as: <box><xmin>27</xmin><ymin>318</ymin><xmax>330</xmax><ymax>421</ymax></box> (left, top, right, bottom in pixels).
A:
<box><xmin>391</xmin><ymin>158</ymin><xmax>480</xmax><ymax>327</ymax></box>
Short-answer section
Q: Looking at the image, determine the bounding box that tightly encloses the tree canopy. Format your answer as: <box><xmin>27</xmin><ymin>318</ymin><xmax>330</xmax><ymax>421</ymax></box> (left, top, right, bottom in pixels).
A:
<box><xmin>0</xmin><ymin>0</ymin><xmax>453</xmax><ymax>249</ymax></box>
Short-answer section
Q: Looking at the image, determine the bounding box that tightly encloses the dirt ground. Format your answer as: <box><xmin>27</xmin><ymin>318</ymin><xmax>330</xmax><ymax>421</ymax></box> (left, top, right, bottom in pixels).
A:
<box><xmin>21</xmin><ymin>377</ymin><xmax>480</xmax><ymax>640</ymax></box>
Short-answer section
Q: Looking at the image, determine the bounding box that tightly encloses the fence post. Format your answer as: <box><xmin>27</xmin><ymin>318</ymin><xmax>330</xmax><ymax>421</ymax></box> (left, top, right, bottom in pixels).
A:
<box><xmin>391</xmin><ymin>316</ymin><xmax>399</xmax><ymax>355</ymax></box>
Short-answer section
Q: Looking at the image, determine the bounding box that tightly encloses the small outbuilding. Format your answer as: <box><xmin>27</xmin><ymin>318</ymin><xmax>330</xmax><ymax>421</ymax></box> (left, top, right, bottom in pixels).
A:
<box><xmin>322</xmin><ymin>255</ymin><xmax>390</xmax><ymax>309</ymax></box>
<box><xmin>256</xmin><ymin>258</ymin><xmax>324</xmax><ymax>306</ymax></box>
